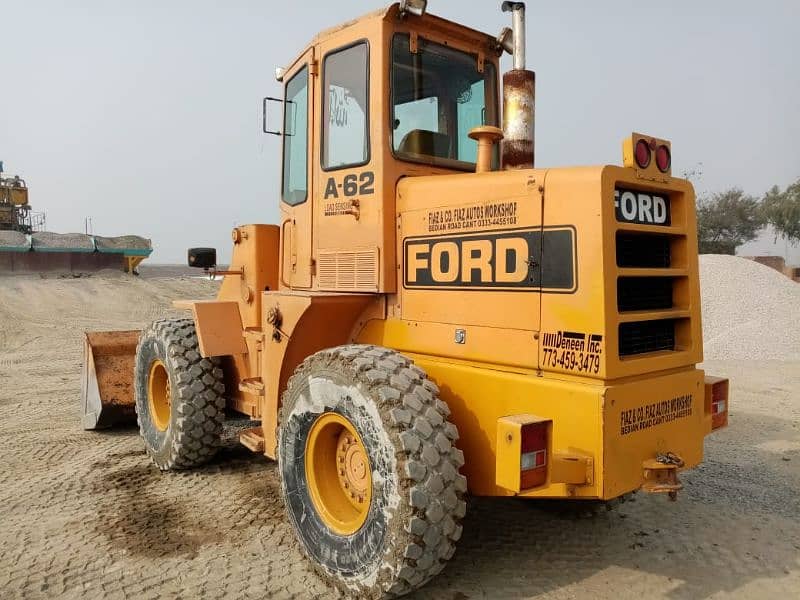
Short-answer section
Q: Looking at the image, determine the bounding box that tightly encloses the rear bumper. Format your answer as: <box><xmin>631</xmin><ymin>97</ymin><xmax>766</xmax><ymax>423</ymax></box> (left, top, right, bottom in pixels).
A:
<box><xmin>407</xmin><ymin>355</ymin><xmax>727</xmax><ymax>500</ymax></box>
<box><xmin>602</xmin><ymin>369</ymin><xmax>706</xmax><ymax>499</ymax></box>
<box><xmin>513</xmin><ymin>368</ymin><xmax>728</xmax><ymax>500</ymax></box>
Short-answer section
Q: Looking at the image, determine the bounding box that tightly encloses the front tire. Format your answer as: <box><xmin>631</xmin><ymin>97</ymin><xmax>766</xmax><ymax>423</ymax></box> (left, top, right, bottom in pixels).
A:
<box><xmin>278</xmin><ymin>345</ymin><xmax>467</xmax><ymax>598</ymax></box>
<box><xmin>134</xmin><ymin>318</ymin><xmax>226</xmax><ymax>470</ymax></box>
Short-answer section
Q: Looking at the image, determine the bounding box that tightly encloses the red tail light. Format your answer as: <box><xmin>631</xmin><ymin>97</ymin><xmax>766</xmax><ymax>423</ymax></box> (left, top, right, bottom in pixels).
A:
<box><xmin>520</xmin><ymin>421</ymin><xmax>548</xmax><ymax>488</ymax></box>
<box><xmin>634</xmin><ymin>139</ymin><xmax>651</xmax><ymax>168</ymax></box>
<box><xmin>705</xmin><ymin>376</ymin><xmax>729</xmax><ymax>431</ymax></box>
<box><xmin>656</xmin><ymin>144</ymin><xmax>671</xmax><ymax>173</ymax></box>
<box><xmin>711</xmin><ymin>379</ymin><xmax>728</xmax><ymax>430</ymax></box>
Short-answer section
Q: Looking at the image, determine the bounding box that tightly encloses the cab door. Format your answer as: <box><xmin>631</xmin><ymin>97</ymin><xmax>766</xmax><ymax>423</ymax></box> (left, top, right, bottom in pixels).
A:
<box><xmin>279</xmin><ymin>48</ymin><xmax>314</xmax><ymax>289</ymax></box>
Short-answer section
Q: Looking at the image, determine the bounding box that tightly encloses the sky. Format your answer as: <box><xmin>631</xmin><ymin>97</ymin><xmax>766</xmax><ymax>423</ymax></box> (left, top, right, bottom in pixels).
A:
<box><xmin>1</xmin><ymin>0</ymin><xmax>798</xmax><ymax>263</ymax></box>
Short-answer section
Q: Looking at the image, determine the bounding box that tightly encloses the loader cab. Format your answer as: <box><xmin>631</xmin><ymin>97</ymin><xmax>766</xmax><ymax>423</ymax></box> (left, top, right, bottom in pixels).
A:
<box><xmin>273</xmin><ymin>2</ymin><xmax>501</xmax><ymax>294</ymax></box>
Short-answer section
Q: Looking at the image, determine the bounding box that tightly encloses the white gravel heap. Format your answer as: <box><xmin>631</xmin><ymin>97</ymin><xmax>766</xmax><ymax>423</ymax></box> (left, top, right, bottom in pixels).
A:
<box><xmin>0</xmin><ymin>231</ymin><xmax>29</xmax><ymax>249</ymax></box>
<box><xmin>700</xmin><ymin>254</ymin><xmax>800</xmax><ymax>360</ymax></box>
<box><xmin>31</xmin><ymin>231</ymin><xmax>94</xmax><ymax>251</ymax></box>
<box><xmin>93</xmin><ymin>235</ymin><xmax>151</xmax><ymax>251</ymax></box>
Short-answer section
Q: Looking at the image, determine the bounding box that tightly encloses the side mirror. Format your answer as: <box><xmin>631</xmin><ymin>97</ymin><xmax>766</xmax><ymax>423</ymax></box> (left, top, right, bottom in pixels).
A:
<box><xmin>262</xmin><ymin>96</ymin><xmax>283</xmax><ymax>135</ymax></box>
<box><xmin>188</xmin><ymin>247</ymin><xmax>216</xmax><ymax>269</ymax></box>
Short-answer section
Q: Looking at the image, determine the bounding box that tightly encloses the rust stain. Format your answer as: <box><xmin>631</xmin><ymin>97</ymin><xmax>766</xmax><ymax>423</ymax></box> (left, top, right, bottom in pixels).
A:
<box><xmin>502</xmin><ymin>69</ymin><xmax>536</xmax><ymax>169</ymax></box>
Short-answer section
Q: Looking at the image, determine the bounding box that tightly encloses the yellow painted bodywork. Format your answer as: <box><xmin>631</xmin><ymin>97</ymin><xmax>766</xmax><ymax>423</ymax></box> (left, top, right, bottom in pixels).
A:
<box><xmin>258</xmin><ymin>291</ymin><xmax>384</xmax><ymax>456</ymax></box>
<box><xmin>201</xmin><ymin>224</ymin><xmax>280</xmax><ymax>417</ymax></box>
<box><xmin>173</xmin><ymin>4</ymin><xmax>722</xmax><ymax>501</ymax></box>
<box><xmin>351</xmin><ymin>161</ymin><xmax>710</xmax><ymax>499</ymax></box>
<box><xmin>178</xmin><ymin>300</ymin><xmax>247</xmax><ymax>358</ymax></box>
<box><xmin>358</xmin><ymin>324</ymin><xmax>711</xmax><ymax>499</ymax></box>
<box><xmin>124</xmin><ymin>255</ymin><xmax>146</xmax><ymax>274</ymax></box>
<box><xmin>0</xmin><ymin>179</ymin><xmax>29</xmax><ymax>230</ymax></box>
<box><xmin>277</xmin><ymin>4</ymin><xmax>501</xmax><ymax>296</ymax></box>
<box><xmin>0</xmin><ymin>185</ymin><xmax>28</xmax><ymax>206</ymax></box>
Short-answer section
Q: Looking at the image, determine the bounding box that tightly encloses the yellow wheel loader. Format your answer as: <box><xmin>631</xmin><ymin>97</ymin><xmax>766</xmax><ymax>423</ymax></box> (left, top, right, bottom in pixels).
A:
<box><xmin>0</xmin><ymin>169</ymin><xmax>32</xmax><ymax>233</ymax></box>
<box><xmin>82</xmin><ymin>2</ymin><xmax>730</xmax><ymax>597</ymax></box>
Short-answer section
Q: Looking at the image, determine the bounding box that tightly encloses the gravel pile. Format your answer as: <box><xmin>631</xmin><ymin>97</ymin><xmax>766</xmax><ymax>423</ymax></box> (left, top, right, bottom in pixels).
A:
<box><xmin>700</xmin><ymin>254</ymin><xmax>800</xmax><ymax>360</ymax></box>
<box><xmin>31</xmin><ymin>232</ymin><xmax>94</xmax><ymax>251</ymax></box>
<box><xmin>93</xmin><ymin>235</ymin><xmax>151</xmax><ymax>251</ymax></box>
<box><xmin>0</xmin><ymin>231</ymin><xmax>30</xmax><ymax>250</ymax></box>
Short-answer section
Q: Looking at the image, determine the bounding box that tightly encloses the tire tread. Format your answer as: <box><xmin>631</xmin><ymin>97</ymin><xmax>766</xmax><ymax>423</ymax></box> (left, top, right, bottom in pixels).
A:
<box><xmin>135</xmin><ymin>318</ymin><xmax>225</xmax><ymax>471</ymax></box>
<box><xmin>279</xmin><ymin>344</ymin><xmax>466</xmax><ymax>598</ymax></box>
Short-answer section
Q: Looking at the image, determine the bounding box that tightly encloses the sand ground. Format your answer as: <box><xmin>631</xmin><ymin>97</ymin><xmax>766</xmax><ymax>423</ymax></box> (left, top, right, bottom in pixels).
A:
<box><xmin>0</xmin><ymin>274</ymin><xmax>798</xmax><ymax>599</ymax></box>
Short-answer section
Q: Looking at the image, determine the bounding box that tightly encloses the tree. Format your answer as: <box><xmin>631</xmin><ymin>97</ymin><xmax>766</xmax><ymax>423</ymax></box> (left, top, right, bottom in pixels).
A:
<box><xmin>680</xmin><ymin>162</ymin><xmax>704</xmax><ymax>184</ymax></box>
<box><xmin>762</xmin><ymin>179</ymin><xmax>800</xmax><ymax>244</ymax></box>
<box><xmin>696</xmin><ymin>188</ymin><xmax>765</xmax><ymax>254</ymax></box>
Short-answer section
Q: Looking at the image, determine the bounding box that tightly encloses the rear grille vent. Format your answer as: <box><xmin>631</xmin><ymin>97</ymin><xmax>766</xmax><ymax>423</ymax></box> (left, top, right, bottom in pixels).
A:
<box><xmin>616</xmin><ymin>233</ymin><xmax>670</xmax><ymax>268</ymax></box>
<box><xmin>619</xmin><ymin>319</ymin><xmax>675</xmax><ymax>356</ymax></box>
<box><xmin>617</xmin><ymin>277</ymin><xmax>673</xmax><ymax>312</ymax></box>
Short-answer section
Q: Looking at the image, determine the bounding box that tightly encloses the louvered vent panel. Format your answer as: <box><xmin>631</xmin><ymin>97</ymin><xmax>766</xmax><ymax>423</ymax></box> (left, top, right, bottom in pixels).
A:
<box><xmin>616</xmin><ymin>232</ymin><xmax>671</xmax><ymax>268</ymax></box>
<box><xmin>617</xmin><ymin>277</ymin><xmax>673</xmax><ymax>312</ymax></box>
<box><xmin>618</xmin><ymin>319</ymin><xmax>676</xmax><ymax>356</ymax></box>
<box><xmin>317</xmin><ymin>248</ymin><xmax>379</xmax><ymax>291</ymax></box>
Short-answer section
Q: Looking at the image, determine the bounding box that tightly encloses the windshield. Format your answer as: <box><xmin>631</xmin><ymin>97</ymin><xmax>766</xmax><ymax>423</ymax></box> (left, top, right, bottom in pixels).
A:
<box><xmin>391</xmin><ymin>34</ymin><xmax>498</xmax><ymax>170</ymax></box>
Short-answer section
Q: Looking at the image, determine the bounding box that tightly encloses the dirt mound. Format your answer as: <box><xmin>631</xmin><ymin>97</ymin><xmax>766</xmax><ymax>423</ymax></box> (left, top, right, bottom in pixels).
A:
<box><xmin>0</xmin><ymin>274</ymin><xmax>798</xmax><ymax>599</ymax></box>
<box><xmin>0</xmin><ymin>230</ymin><xmax>30</xmax><ymax>250</ymax></box>
<box><xmin>93</xmin><ymin>235</ymin><xmax>152</xmax><ymax>252</ymax></box>
<box><xmin>0</xmin><ymin>274</ymin><xmax>219</xmax><ymax>352</ymax></box>
<box><xmin>31</xmin><ymin>231</ymin><xmax>94</xmax><ymax>251</ymax></box>
<box><xmin>700</xmin><ymin>254</ymin><xmax>800</xmax><ymax>360</ymax></box>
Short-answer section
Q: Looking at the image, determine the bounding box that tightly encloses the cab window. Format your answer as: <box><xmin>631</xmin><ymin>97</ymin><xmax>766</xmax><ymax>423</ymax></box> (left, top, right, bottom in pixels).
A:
<box><xmin>391</xmin><ymin>34</ymin><xmax>498</xmax><ymax>170</ymax></box>
<box><xmin>282</xmin><ymin>66</ymin><xmax>309</xmax><ymax>206</ymax></box>
<box><xmin>322</xmin><ymin>42</ymin><xmax>369</xmax><ymax>169</ymax></box>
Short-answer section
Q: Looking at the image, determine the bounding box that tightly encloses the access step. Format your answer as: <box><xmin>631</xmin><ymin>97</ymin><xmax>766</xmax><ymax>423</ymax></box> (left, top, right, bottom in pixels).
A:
<box><xmin>239</xmin><ymin>427</ymin><xmax>265</xmax><ymax>453</ymax></box>
<box><xmin>239</xmin><ymin>377</ymin><xmax>265</xmax><ymax>396</ymax></box>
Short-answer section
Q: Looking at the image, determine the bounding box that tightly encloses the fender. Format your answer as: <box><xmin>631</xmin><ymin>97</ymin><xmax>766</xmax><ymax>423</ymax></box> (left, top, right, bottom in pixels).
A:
<box><xmin>174</xmin><ymin>223</ymin><xmax>281</xmax><ymax>417</ymax></box>
<box><xmin>260</xmin><ymin>291</ymin><xmax>385</xmax><ymax>457</ymax></box>
<box><xmin>176</xmin><ymin>291</ymin><xmax>384</xmax><ymax>455</ymax></box>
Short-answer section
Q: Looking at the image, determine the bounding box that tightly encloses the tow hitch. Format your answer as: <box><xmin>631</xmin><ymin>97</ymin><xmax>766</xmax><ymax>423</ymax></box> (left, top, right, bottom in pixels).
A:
<box><xmin>642</xmin><ymin>452</ymin><xmax>685</xmax><ymax>501</ymax></box>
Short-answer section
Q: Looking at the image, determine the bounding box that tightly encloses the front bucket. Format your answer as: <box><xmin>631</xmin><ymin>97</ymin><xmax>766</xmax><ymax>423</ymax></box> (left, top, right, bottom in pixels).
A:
<box><xmin>81</xmin><ymin>330</ymin><xmax>140</xmax><ymax>430</ymax></box>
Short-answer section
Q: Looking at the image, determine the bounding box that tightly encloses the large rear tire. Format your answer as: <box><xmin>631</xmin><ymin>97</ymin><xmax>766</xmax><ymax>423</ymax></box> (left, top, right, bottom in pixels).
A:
<box><xmin>134</xmin><ymin>318</ymin><xmax>226</xmax><ymax>470</ymax></box>
<box><xmin>278</xmin><ymin>345</ymin><xmax>467</xmax><ymax>598</ymax></box>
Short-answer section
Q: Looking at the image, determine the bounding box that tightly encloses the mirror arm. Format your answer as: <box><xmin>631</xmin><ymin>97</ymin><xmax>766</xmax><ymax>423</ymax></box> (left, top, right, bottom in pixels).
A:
<box><xmin>205</xmin><ymin>267</ymin><xmax>243</xmax><ymax>278</ymax></box>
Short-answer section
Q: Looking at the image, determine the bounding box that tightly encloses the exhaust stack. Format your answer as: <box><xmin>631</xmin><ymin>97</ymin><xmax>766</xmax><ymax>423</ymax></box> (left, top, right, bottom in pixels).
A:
<box><xmin>500</xmin><ymin>2</ymin><xmax>535</xmax><ymax>170</ymax></box>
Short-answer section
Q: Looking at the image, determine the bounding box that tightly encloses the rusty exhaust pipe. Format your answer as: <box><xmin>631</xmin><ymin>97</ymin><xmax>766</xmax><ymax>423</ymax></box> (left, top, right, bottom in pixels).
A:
<box><xmin>500</xmin><ymin>2</ymin><xmax>535</xmax><ymax>170</ymax></box>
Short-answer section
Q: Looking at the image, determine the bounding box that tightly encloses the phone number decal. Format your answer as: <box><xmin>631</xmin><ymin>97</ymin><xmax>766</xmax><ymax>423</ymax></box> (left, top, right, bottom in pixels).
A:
<box><xmin>542</xmin><ymin>348</ymin><xmax>600</xmax><ymax>374</ymax></box>
<box><xmin>541</xmin><ymin>330</ymin><xmax>603</xmax><ymax>374</ymax></box>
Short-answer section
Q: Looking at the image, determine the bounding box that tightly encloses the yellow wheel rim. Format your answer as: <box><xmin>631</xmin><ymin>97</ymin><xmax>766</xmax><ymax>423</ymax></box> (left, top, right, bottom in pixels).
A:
<box><xmin>305</xmin><ymin>412</ymin><xmax>372</xmax><ymax>535</ymax></box>
<box><xmin>147</xmin><ymin>359</ymin><xmax>171</xmax><ymax>432</ymax></box>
